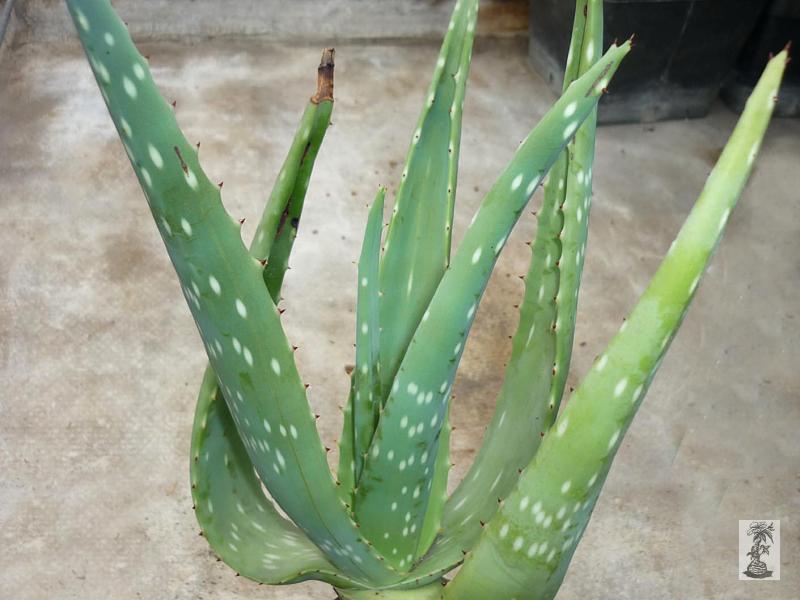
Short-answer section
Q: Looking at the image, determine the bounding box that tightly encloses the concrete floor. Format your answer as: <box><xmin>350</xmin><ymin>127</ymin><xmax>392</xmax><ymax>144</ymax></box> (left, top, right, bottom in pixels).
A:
<box><xmin>1</xmin><ymin>36</ymin><xmax>798</xmax><ymax>600</ymax></box>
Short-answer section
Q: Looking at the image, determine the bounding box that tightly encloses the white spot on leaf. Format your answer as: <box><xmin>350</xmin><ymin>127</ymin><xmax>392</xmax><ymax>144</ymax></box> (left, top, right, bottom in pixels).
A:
<box><xmin>123</xmin><ymin>76</ymin><xmax>137</xmax><ymax>99</ymax></box>
<box><xmin>235</xmin><ymin>299</ymin><xmax>248</xmax><ymax>318</ymax></box>
<box><xmin>75</xmin><ymin>8</ymin><xmax>90</xmax><ymax>31</ymax></box>
<box><xmin>208</xmin><ymin>275</ymin><xmax>221</xmax><ymax>295</ymax></box>
<box><xmin>148</xmin><ymin>144</ymin><xmax>163</xmax><ymax>169</ymax></box>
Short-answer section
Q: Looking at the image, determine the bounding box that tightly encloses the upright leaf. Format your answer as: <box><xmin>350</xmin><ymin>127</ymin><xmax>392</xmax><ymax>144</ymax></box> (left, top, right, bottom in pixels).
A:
<box><xmin>431</xmin><ymin>0</ymin><xmax>603</xmax><ymax>569</ymax></box>
<box><xmin>352</xmin><ymin>189</ymin><xmax>386</xmax><ymax>479</ymax></box>
<box><xmin>355</xmin><ymin>42</ymin><xmax>631</xmax><ymax>569</ymax></box>
<box><xmin>378</xmin><ymin>0</ymin><xmax>479</xmax><ymax>397</ymax></box>
<box><xmin>66</xmin><ymin>0</ymin><xmax>398</xmax><ymax>583</ymax></box>
<box><xmin>252</xmin><ymin>48</ymin><xmax>335</xmax><ymax>271</ymax></box>
<box><xmin>188</xmin><ymin>50</ymin><xmax>354</xmax><ymax>581</ymax></box>
<box><xmin>445</xmin><ymin>49</ymin><xmax>788</xmax><ymax>600</ymax></box>
<box><xmin>340</xmin><ymin>0</ymin><xmax>478</xmax><ymax>536</ymax></box>
<box><xmin>261</xmin><ymin>50</ymin><xmax>335</xmax><ymax>296</ymax></box>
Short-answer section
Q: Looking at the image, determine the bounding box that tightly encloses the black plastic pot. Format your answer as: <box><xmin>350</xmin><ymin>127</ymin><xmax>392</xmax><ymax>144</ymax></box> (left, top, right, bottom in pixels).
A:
<box><xmin>529</xmin><ymin>0</ymin><xmax>770</xmax><ymax>123</ymax></box>
<box><xmin>722</xmin><ymin>0</ymin><xmax>800</xmax><ymax>117</ymax></box>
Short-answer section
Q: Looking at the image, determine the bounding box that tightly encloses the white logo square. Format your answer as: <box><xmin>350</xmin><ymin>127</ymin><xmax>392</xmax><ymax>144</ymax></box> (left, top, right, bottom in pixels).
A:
<box><xmin>739</xmin><ymin>520</ymin><xmax>780</xmax><ymax>581</ymax></box>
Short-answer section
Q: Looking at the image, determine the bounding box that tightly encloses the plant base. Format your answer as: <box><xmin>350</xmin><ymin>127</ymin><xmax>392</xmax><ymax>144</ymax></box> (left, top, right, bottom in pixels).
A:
<box><xmin>335</xmin><ymin>581</ymin><xmax>445</xmax><ymax>600</ymax></box>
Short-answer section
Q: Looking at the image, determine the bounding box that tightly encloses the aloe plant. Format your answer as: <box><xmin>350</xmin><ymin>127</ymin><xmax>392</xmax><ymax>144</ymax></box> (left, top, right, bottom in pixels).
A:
<box><xmin>66</xmin><ymin>0</ymin><xmax>787</xmax><ymax>597</ymax></box>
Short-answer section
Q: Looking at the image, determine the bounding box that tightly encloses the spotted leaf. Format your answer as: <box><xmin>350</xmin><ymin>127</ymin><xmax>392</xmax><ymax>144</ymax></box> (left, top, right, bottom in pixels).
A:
<box><xmin>424</xmin><ymin>0</ymin><xmax>604</xmax><ymax>574</ymax></box>
<box><xmin>352</xmin><ymin>189</ymin><xmax>386</xmax><ymax>480</ymax></box>
<box><xmin>66</xmin><ymin>0</ymin><xmax>399</xmax><ymax>584</ymax></box>
<box><xmin>354</xmin><ymin>41</ymin><xmax>631</xmax><ymax>569</ymax></box>
<box><xmin>191</xmin><ymin>370</ymin><xmax>366</xmax><ymax>587</ymax></box>
<box><xmin>444</xmin><ymin>48</ymin><xmax>788</xmax><ymax>600</ymax></box>
<box><xmin>378</xmin><ymin>0</ymin><xmax>479</xmax><ymax>397</ymax></box>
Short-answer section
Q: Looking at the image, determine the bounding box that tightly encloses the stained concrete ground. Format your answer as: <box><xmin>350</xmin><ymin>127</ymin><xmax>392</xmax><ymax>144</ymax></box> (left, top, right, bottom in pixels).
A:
<box><xmin>1</xmin><ymin>35</ymin><xmax>798</xmax><ymax>600</ymax></box>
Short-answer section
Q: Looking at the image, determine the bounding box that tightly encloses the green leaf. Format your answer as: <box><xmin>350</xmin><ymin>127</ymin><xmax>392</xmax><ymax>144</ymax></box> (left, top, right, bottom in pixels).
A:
<box><xmin>548</xmin><ymin>0</ymin><xmax>603</xmax><ymax>418</ymax></box>
<box><xmin>337</xmin><ymin>381</ymin><xmax>357</xmax><ymax>505</ymax></box>
<box><xmin>444</xmin><ymin>49</ymin><xmax>788</xmax><ymax>600</ymax></box>
<box><xmin>355</xmin><ymin>41</ymin><xmax>631</xmax><ymax>569</ymax></box>
<box><xmin>341</xmin><ymin>0</ymin><xmax>477</xmax><ymax>557</ymax></box>
<box><xmin>263</xmin><ymin>87</ymin><xmax>335</xmax><ymax>297</ymax></box>
<box><xmin>251</xmin><ymin>48</ymin><xmax>335</xmax><ymax>273</ymax></box>
<box><xmin>377</xmin><ymin>0</ymin><xmax>479</xmax><ymax>400</ymax></box>
<box><xmin>66</xmin><ymin>0</ymin><xmax>398</xmax><ymax>584</ymax></box>
<box><xmin>429</xmin><ymin>0</ymin><xmax>604</xmax><ymax>571</ymax></box>
<box><xmin>191</xmin><ymin>370</ymin><xmax>364</xmax><ymax>587</ymax></box>
<box><xmin>187</xmin><ymin>49</ymin><xmax>349</xmax><ymax>581</ymax></box>
<box><xmin>353</xmin><ymin>189</ymin><xmax>386</xmax><ymax>480</ymax></box>
<box><xmin>415</xmin><ymin>406</ymin><xmax>452</xmax><ymax>559</ymax></box>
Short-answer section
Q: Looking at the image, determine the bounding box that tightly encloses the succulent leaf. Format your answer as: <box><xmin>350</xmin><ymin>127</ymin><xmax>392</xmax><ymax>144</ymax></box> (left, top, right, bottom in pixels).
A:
<box><xmin>378</xmin><ymin>0</ymin><xmax>478</xmax><ymax>560</ymax></box>
<box><xmin>426</xmin><ymin>0</ymin><xmax>603</xmax><ymax>572</ymax></box>
<box><xmin>263</xmin><ymin>72</ymin><xmax>335</xmax><ymax>296</ymax></box>
<box><xmin>66</xmin><ymin>0</ymin><xmax>398</xmax><ymax>583</ymax></box>
<box><xmin>352</xmin><ymin>189</ymin><xmax>387</xmax><ymax>479</ymax></box>
<box><xmin>252</xmin><ymin>107</ymin><xmax>316</xmax><ymax>265</ymax></box>
<box><xmin>415</xmin><ymin>404</ymin><xmax>452</xmax><ymax>558</ymax></box>
<box><xmin>548</xmin><ymin>0</ymin><xmax>603</xmax><ymax>418</ymax></box>
<box><xmin>354</xmin><ymin>41</ymin><xmax>631</xmax><ymax>569</ymax></box>
<box><xmin>377</xmin><ymin>0</ymin><xmax>478</xmax><ymax>399</ymax></box>
<box><xmin>444</xmin><ymin>49</ymin><xmax>788</xmax><ymax>600</ymax></box>
<box><xmin>340</xmin><ymin>0</ymin><xmax>477</xmax><ymax>546</ymax></box>
<box><xmin>337</xmin><ymin>381</ymin><xmax>358</xmax><ymax>504</ymax></box>
<box><xmin>251</xmin><ymin>49</ymin><xmax>334</xmax><ymax>273</ymax></box>
<box><xmin>189</xmin><ymin>51</ymin><xmax>344</xmax><ymax>580</ymax></box>
<box><xmin>191</xmin><ymin>370</ymin><xmax>364</xmax><ymax>587</ymax></box>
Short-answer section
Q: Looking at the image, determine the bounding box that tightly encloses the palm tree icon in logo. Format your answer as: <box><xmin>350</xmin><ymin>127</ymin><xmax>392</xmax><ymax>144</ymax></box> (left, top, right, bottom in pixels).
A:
<box><xmin>744</xmin><ymin>521</ymin><xmax>775</xmax><ymax>578</ymax></box>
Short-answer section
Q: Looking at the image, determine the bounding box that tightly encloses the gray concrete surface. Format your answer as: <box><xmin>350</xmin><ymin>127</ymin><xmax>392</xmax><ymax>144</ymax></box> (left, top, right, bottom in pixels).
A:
<box><xmin>7</xmin><ymin>0</ymin><xmax>527</xmax><ymax>44</ymax></box>
<box><xmin>1</xmin><ymin>34</ymin><xmax>798</xmax><ymax>600</ymax></box>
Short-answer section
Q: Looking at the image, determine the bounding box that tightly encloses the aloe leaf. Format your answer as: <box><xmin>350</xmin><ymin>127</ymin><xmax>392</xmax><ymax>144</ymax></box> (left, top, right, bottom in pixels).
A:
<box><xmin>548</xmin><ymin>0</ymin><xmax>603</xmax><ymax>418</ymax></box>
<box><xmin>340</xmin><ymin>0</ymin><xmax>477</xmax><ymax>538</ymax></box>
<box><xmin>339</xmin><ymin>191</ymin><xmax>387</xmax><ymax>504</ymax></box>
<box><xmin>352</xmin><ymin>189</ymin><xmax>386</xmax><ymax>479</ymax></box>
<box><xmin>66</xmin><ymin>0</ymin><xmax>398</xmax><ymax>583</ymax></box>
<box><xmin>407</xmin><ymin>0</ymin><xmax>479</xmax><ymax>553</ymax></box>
<box><xmin>444</xmin><ymin>49</ymin><xmax>788</xmax><ymax>600</ymax></box>
<box><xmin>262</xmin><ymin>53</ymin><xmax>335</xmax><ymax>296</ymax></box>
<box><xmin>189</xmin><ymin>51</ymin><xmax>351</xmax><ymax>582</ymax></box>
<box><xmin>415</xmin><ymin>404</ymin><xmax>452</xmax><ymax>558</ymax></box>
<box><xmin>337</xmin><ymin>381</ymin><xmax>357</xmax><ymax>505</ymax></box>
<box><xmin>378</xmin><ymin>0</ymin><xmax>478</xmax><ymax>399</ymax></box>
<box><xmin>428</xmin><ymin>0</ymin><xmax>603</xmax><ymax>571</ymax></box>
<box><xmin>191</xmin><ymin>371</ymin><xmax>364</xmax><ymax>587</ymax></box>
<box><xmin>379</xmin><ymin>0</ymin><xmax>478</xmax><ymax>559</ymax></box>
<box><xmin>354</xmin><ymin>41</ymin><xmax>631</xmax><ymax>569</ymax></box>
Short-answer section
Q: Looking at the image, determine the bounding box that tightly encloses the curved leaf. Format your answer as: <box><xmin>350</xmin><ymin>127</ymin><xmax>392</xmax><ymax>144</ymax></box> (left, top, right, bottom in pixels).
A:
<box><xmin>378</xmin><ymin>0</ymin><xmax>479</xmax><ymax>398</ymax></box>
<box><xmin>355</xmin><ymin>41</ymin><xmax>631</xmax><ymax>569</ymax></box>
<box><xmin>353</xmin><ymin>189</ymin><xmax>387</xmax><ymax>480</ymax></box>
<box><xmin>444</xmin><ymin>49</ymin><xmax>788</xmax><ymax>600</ymax></box>
<box><xmin>66</xmin><ymin>0</ymin><xmax>399</xmax><ymax>584</ymax></box>
<box><xmin>430</xmin><ymin>0</ymin><xmax>603</xmax><ymax>570</ymax></box>
<box><xmin>191</xmin><ymin>370</ymin><xmax>364</xmax><ymax>587</ymax></box>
